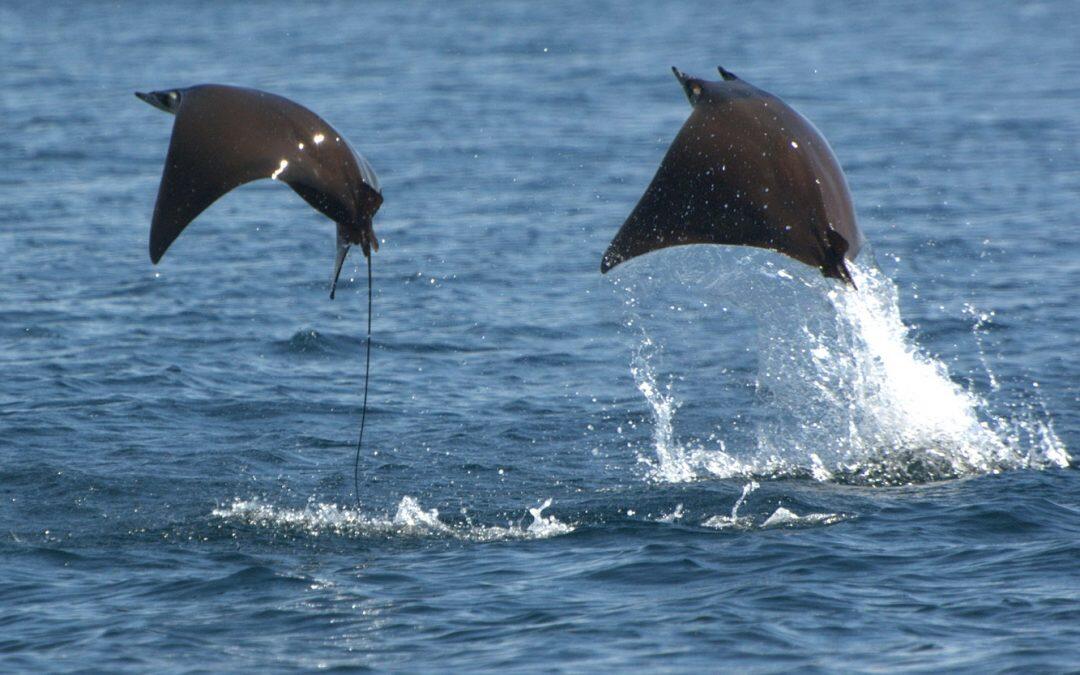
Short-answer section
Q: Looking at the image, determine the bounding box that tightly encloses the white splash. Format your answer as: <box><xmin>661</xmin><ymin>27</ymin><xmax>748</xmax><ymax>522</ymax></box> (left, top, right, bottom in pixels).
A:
<box><xmin>631</xmin><ymin>337</ymin><xmax>691</xmax><ymax>482</ymax></box>
<box><xmin>761</xmin><ymin>507</ymin><xmax>846</xmax><ymax>528</ymax></box>
<box><xmin>212</xmin><ymin>495</ymin><xmax>574</xmax><ymax>541</ymax></box>
<box><xmin>616</xmin><ymin>248</ymin><xmax>1068</xmax><ymax>486</ymax></box>
<box><xmin>630</xmin><ymin>332</ymin><xmax>754</xmax><ymax>482</ymax></box>
<box><xmin>731</xmin><ymin>480</ymin><xmax>759</xmax><ymax>518</ymax></box>
<box><xmin>701</xmin><ymin>481</ymin><xmax>759</xmax><ymax>529</ymax></box>
<box><xmin>700</xmin><ymin>482</ymin><xmax>847</xmax><ymax>530</ymax></box>
<box><xmin>657</xmin><ymin>503</ymin><xmax>684</xmax><ymax>523</ymax></box>
<box><xmin>524</xmin><ymin>498</ymin><xmax>575</xmax><ymax>537</ymax></box>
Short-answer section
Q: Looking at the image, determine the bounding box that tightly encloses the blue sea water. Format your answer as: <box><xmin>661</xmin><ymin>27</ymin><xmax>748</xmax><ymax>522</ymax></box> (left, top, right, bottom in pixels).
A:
<box><xmin>2</xmin><ymin>0</ymin><xmax>1079</xmax><ymax>670</ymax></box>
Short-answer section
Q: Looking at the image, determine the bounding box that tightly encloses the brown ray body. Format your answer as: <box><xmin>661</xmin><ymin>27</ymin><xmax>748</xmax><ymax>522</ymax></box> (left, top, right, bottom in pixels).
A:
<box><xmin>601</xmin><ymin>67</ymin><xmax>863</xmax><ymax>285</ymax></box>
<box><xmin>136</xmin><ymin>84</ymin><xmax>382</xmax><ymax>297</ymax></box>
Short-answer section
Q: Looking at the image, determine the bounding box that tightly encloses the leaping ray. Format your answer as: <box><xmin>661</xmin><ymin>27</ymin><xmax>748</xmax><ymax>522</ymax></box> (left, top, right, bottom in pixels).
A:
<box><xmin>136</xmin><ymin>84</ymin><xmax>383</xmax><ymax>297</ymax></box>
<box><xmin>138</xmin><ymin>84</ymin><xmax>386</xmax><ymax>506</ymax></box>
<box><xmin>601</xmin><ymin>67</ymin><xmax>863</xmax><ymax>286</ymax></box>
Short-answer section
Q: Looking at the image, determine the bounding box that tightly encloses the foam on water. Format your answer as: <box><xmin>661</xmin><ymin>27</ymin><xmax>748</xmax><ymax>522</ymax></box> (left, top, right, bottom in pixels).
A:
<box><xmin>212</xmin><ymin>495</ymin><xmax>574</xmax><ymax>541</ymax></box>
<box><xmin>615</xmin><ymin>249</ymin><xmax>1069</xmax><ymax>486</ymax></box>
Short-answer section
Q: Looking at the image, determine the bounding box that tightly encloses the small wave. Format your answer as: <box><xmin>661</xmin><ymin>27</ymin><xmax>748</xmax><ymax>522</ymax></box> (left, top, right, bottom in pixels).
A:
<box><xmin>142</xmin><ymin>565</ymin><xmax>311</xmax><ymax>599</ymax></box>
<box><xmin>28</xmin><ymin>148</ymin><xmax>89</xmax><ymax>161</ymax></box>
<box><xmin>279</xmin><ymin>328</ymin><xmax>341</xmax><ymax>356</ymax></box>
<box><xmin>7</xmin><ymin>325</ymin><xmax>61</xmax><ymax>339</ymax></box>
<box><xmin>211</xmin><ymin>495</ymin><xmax>574</xmax><ymax>542</ymax></box>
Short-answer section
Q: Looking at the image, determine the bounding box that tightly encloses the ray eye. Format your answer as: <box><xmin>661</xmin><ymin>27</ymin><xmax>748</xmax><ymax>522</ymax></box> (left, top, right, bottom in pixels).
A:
<box><xmin>691</xmin><ymin>85</ymin><xmax>702</xmax><ymax>97</ymax></box>
<box><xmin>168</xmin><ymin>92</ymin><xmax>178</xmax><ymax>100</ymax></box>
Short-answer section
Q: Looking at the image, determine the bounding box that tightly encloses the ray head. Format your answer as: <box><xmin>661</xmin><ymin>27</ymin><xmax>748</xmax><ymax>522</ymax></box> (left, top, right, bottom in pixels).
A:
<box><xmin>670</xmin><ymin>67</ymin><xmax>707</xmax><ymax>105</ymax></box>
<box><xmin>135</xmin><ymin>89</ymin><xmax>182</xmax><ymax>114</ymax></box>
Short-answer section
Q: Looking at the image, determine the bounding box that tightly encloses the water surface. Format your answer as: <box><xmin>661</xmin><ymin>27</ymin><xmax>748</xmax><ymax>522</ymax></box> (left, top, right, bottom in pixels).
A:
<box><xmin>1</xmin><ymin>1</ymin><xmax>1078</xmax><ymax>670</ymax></box>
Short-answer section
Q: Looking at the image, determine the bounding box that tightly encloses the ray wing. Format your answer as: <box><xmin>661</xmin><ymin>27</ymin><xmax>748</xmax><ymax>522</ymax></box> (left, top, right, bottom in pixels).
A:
<box><xmin>148</xmin><ymin>90</ymin><xmax>301</xmax><ymax>263</ymax></box>
<box><xmin>602</xmin><ymin>97</ymin><xmax>856</xmax><ymax>284</ymax></box>
<box><xmin>601</xmin><ymin>109</ymin><xmax>772</xmax><ymax>273</ymax></box>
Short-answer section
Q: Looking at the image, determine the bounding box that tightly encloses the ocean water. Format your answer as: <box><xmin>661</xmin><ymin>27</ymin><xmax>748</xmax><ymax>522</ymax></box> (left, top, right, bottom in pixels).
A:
<box><xmin>2</xmin><ymin>0</ymin><xmax>1079</xmax><ymax>671</ymax></box>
